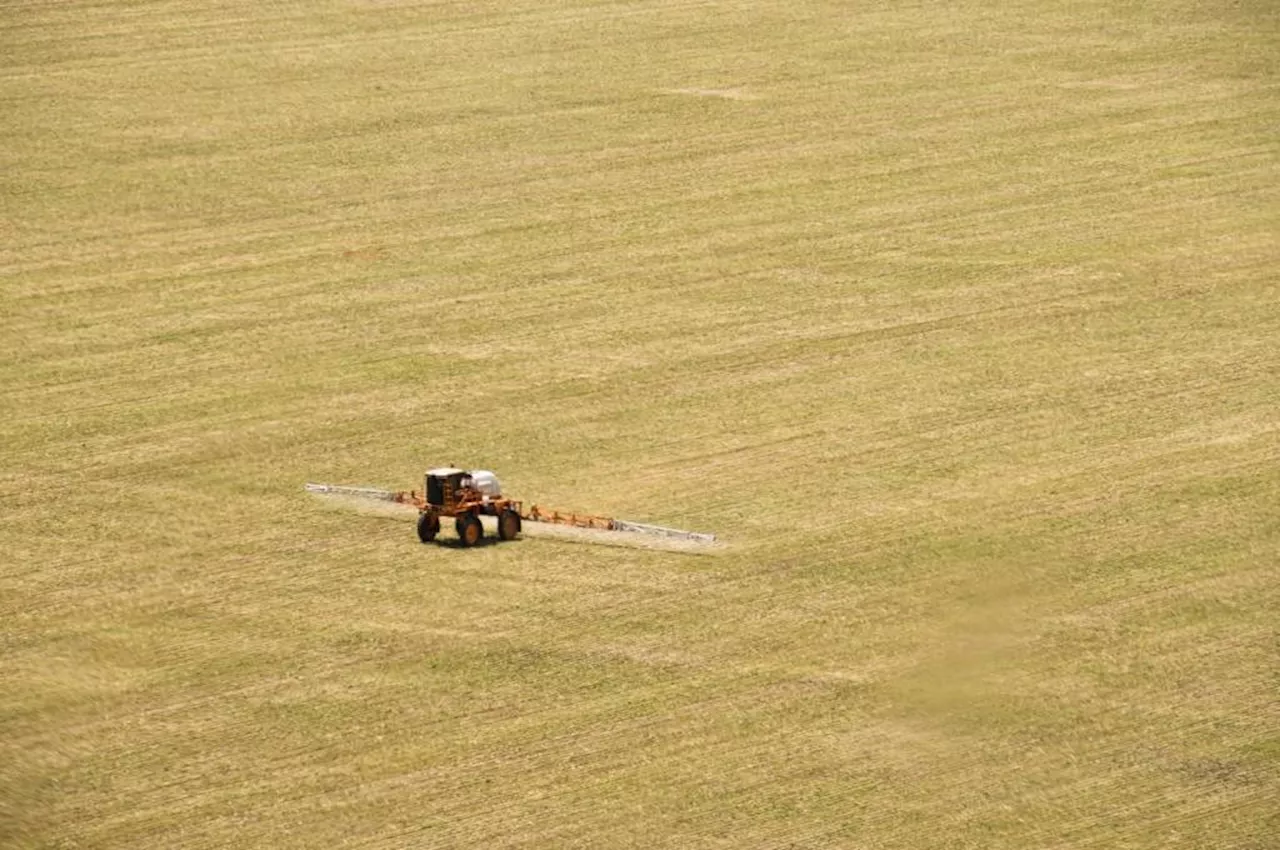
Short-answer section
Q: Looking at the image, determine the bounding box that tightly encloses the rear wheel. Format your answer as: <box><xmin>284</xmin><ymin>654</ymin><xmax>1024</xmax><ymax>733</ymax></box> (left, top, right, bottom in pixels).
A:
<box><xmin>498</xmin><ymin>509</ymin><xmax>522</xmax><ymax>541</ymax></box>
<box><xmin>417</xmin><ymin>512</ymin><xmax>440</xmax><ymax>543</ymax></box>
<box><xmin>455</xmin><ymin>513</ymin><xmax>483</xmax><ymax>547</ymax></box>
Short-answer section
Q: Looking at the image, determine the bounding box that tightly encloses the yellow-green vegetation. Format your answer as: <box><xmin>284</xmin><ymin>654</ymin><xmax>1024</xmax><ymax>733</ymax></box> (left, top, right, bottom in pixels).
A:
<box><xmin>3</xmin><ymin>1</ymin><xmax>1277</xmax><ymax>846</ymax></box>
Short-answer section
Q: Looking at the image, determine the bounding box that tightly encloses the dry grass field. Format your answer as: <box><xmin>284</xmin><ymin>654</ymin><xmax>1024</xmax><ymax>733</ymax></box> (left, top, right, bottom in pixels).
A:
<box><xmin>3</xmin><ymin>1</ymin><xmax>1278</xmax><ymax>847</ymax></box>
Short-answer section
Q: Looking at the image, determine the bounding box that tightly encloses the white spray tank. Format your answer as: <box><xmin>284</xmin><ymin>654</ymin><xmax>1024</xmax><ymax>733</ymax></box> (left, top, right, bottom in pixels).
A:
<box><xmin>469</xmin><ymin>470</ymin><xmax>502</xmax><ymax>499</ymax></box>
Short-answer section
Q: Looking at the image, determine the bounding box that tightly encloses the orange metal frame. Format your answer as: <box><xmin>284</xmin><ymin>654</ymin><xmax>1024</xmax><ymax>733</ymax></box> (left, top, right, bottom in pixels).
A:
<box><xmin>523</xmin><ymin>505</ymin><xmax>617</xmax><ymax>531</ymax></box>
<box><xmin>394</xmin><ymin>489</ymin><xmax>522</xmax><ymax>521</ymax></box>
<box><xmin>392</xmin><ymin>489</ymin><xmax>613</xmax><ymax>530</ymax></box>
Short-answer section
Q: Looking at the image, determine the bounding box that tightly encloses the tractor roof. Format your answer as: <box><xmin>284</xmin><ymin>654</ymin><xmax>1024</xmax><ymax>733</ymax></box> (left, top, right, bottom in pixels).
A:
<box><xmin>427</xmin><ymin>467</ymin><xmax>466</xmax><ymax>477</ymax></box>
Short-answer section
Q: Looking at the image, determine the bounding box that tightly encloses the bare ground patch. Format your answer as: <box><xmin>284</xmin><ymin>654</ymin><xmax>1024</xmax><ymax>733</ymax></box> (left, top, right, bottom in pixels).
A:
<box><xmin>660</xmin><ymin>87</ymin><xmax>759</xmax><ymax>100</ymax></box>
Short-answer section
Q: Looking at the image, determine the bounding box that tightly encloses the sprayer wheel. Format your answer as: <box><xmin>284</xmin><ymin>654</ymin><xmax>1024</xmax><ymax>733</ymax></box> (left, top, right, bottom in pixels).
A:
<box><xmin>498</xmin><ymin>509</ymin><xmax>522</xmax><ymax>541</ymax></box>
<box><xmin>417</xmin><ymin>512</ymin><xmax>440</xmax><ymax>543</ymax></box>
<box><xmin>455</xmin><ymin>513</ymin><xmax>483</xmax><ymax>547</ymax></box>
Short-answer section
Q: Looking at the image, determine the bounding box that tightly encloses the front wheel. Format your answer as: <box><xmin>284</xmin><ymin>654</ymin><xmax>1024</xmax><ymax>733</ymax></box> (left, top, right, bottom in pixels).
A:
<box><xmin>417</xmin><ymin>512</ymin><xmax>440</xmax><ymax>543</ymax></box>
<box><xmin>455</xmin><ymin>513</ymin><xmax>483</xmax><ymax>547</ymax></box>
<box><xmin>498</xmin><ymin>509</ymin><xmax>522</xmax><ymax>541</ymax></box>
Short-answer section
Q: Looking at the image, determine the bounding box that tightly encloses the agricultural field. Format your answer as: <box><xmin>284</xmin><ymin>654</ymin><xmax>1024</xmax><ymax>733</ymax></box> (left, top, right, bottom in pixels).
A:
<box><xmin>2</xmin><ymin>0</ymin><xmax>1277</xmax><ymax>847</ymax></box>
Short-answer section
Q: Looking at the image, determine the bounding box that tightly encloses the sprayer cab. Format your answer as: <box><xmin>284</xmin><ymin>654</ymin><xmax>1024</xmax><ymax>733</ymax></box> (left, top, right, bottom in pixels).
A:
<box><xmin>425</xmin><ymin>468</ymin><xmax>503</xmax><ymax>509</ymax></box>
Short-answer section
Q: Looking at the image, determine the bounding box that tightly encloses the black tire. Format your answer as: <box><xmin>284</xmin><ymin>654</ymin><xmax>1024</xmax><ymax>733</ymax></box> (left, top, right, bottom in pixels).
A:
<box><xmin>455</xmin><ymin>513</ymin><xmax>483</xmax><ymax>547</ymax></box>
<box><xmin>498</xmin><ymin>509</ymin><xmax>522</xmax><ymax>541</ymax></box>
<box><xmin>417</xmin><ymin>512</ymin><xmax>440</xmax><ymax>543</ymax></box>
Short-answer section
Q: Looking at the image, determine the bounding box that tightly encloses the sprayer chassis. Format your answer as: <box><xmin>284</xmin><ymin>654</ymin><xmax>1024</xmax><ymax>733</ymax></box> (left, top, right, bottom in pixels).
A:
<box><xmin>304</xmin><ymin>468</ymin><xmax>716</xmax><ymax>547</ymax></box>
<box><xmin>393</xmin><ymin>470</ymin><xmax>524</xmax><ymax>547</ymax></box>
